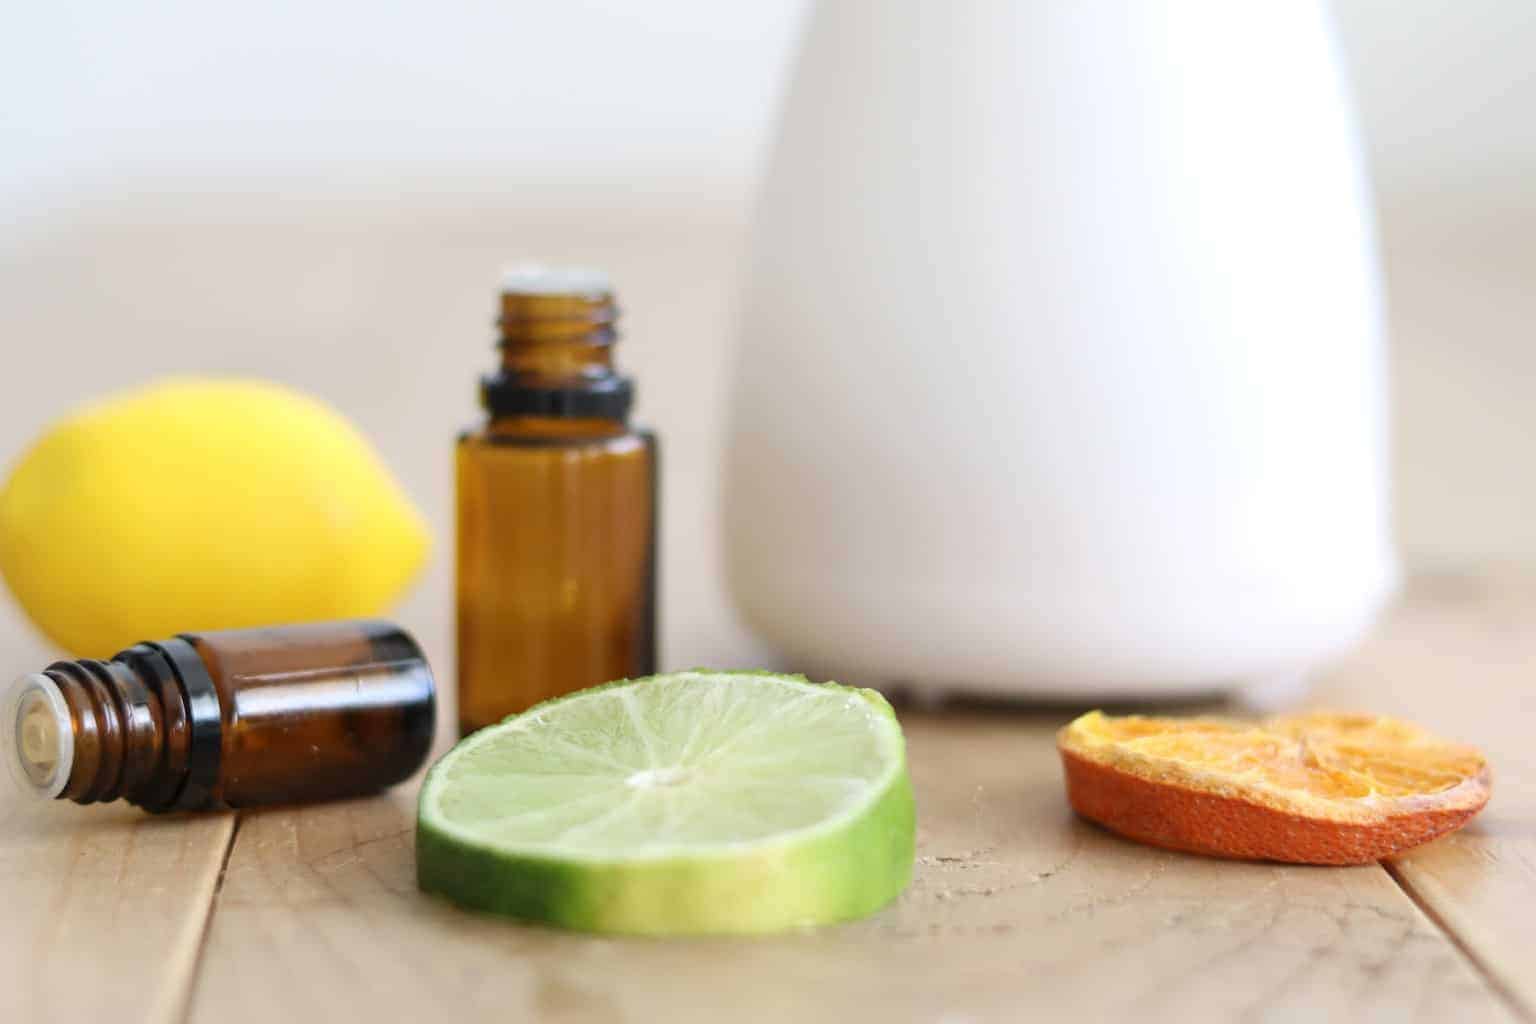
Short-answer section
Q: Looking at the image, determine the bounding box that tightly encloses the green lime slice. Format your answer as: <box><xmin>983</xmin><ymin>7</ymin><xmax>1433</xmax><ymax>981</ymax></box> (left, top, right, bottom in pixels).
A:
<box><xmin>417</xmin><ymin>671</ymin><xmax>915</xmax><ymax>935</ymax></box>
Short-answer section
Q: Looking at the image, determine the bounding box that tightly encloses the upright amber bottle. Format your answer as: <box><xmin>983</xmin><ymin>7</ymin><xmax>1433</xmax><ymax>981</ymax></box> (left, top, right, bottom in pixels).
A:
<box><xmin>3</xmin><ymin>620</ymin><xmax>436</xmax><ymax>811</ymax></box>
<box><xmin>457</xmin><ymin>268</ymin><xmax>657</xmax><ymax>734</ymax></box>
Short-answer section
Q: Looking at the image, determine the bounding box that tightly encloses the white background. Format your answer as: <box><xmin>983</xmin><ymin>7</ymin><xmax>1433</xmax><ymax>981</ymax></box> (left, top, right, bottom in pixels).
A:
<box><xmin>1</xmin><ymin>0</ymin><xmax>1533</xmax><ymax>676</ymax></box>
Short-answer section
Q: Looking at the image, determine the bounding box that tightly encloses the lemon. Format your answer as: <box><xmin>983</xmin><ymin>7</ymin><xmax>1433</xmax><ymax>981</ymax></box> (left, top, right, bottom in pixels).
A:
<box><xmin>0</xmin><ymin>378</ymin><xmax>430</xmax><ymax>656</ymax></box>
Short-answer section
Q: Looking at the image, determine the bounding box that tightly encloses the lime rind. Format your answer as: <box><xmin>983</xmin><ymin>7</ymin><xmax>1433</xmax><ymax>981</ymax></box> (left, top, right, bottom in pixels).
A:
<box><xmin>417</xmin><ymin>670</ymin><xmax>915</xmax><ymax>935</ymax></box>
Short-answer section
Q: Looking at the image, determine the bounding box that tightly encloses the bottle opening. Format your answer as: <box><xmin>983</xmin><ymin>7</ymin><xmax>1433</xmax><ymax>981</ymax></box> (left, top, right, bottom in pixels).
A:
<box><xmin>500</xmin><ymin>264</ymin><xmax>612</xmax><ymax>297</ymax></box>
<box><xmin>3</xmin><ymin>674</ymin><xmax>74</xmax><ymax>799</ymax></box>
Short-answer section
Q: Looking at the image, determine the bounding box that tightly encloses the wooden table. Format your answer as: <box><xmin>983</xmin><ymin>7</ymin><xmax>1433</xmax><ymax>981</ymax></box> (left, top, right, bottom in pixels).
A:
<box><xmin>3</xmin><ymin>575</ymin><xmax>1532</xmax><ymax>1023</ymax></box>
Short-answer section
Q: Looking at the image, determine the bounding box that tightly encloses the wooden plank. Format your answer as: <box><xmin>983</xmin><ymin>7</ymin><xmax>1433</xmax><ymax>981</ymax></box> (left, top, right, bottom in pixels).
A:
<box><xmin>186</xmin><ymin>710</ymin><xmax>1511</xmax><ymax>1023</ymax></box>
<box><xmin>1311</xmin><ymin>574</ymin><xmax>1536</xmax><ymax>1020</ymax></box>
<box><xmin>0</xmin><ymin>798</ymin><xmax>234</xmax><ymax>1024</ymax></box>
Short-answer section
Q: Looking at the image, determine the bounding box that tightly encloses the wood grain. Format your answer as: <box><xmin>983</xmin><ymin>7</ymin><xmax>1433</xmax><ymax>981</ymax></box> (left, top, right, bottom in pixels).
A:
<box><xmin>1312</xmin><ymin>574</ymin><xmax>1536</xmax><ymax>1019</ymax></box>
<box><xmin>185</xmin><ymin>713</ymin><xmax>1512</xmax><ymax>1024</ymax></box>
<box><xmin>9</xmin><ymin>577</ymin><xmax>1534</xmax><ymax>1023</ymax></box>
<box><xmin>0</xmin><ymin>799</ymin><xmax>233</xmax><ymax>1024</ymax></box>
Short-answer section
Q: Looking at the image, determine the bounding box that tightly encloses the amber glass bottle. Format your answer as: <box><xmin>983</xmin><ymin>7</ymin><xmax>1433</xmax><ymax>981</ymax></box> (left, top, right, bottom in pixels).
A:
<box><xmin>457</xmin><ymin>268</ymin><xmax>657</xmax><ymax>734</ymax></box>
<box><xmin>2</xmin><ymin>620</ymin><xmax>436</xmax><ymax>811</ymax></box>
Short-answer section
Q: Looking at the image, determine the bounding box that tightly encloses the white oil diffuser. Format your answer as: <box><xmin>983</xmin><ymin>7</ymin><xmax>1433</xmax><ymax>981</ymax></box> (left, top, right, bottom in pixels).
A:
<box><xmin>723</xmin><ymin>0</ymin><xmax>1397</xmax><ymax>700</ymax></box>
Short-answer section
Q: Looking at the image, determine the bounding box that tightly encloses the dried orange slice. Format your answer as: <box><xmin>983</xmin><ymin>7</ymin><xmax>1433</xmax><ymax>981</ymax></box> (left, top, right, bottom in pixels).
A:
<box><xmin>1058</xmin><ymin>710</ymin><xmax>1490</xmax><ymax>865</ymax></box>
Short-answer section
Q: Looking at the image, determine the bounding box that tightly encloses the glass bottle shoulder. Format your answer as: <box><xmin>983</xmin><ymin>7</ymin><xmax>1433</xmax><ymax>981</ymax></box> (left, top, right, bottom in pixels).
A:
<box><xmin>460</xmin><ymin>417</ymin><xmax>655</xmax><ymax>455</ymax></box>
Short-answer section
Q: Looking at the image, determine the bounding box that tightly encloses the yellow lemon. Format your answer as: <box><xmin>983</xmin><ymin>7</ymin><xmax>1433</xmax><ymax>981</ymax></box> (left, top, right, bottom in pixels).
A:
<box><xmin>0</xmin><ymin>378</ymin><xmax>431</xmax><ymax>656</ymax></box>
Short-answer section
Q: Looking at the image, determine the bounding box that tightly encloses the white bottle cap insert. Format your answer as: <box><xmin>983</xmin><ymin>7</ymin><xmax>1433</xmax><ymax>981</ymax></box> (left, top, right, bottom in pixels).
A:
<box><xmin>500</xmin><ymin>265</ymin><xmax>612</xmax><ymax>297</ymax></box>
<box><xmin>3</xmin><ymin>674</ymin><xmax>74</xmax><ymax>800</ymax></box>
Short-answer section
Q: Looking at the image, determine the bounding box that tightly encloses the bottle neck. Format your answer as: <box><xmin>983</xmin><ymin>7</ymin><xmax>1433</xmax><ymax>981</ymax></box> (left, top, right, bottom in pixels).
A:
<box><xmin>483</xmin><ymin>415</ymin><xmax>633</xmax><ymax>439</ymax></box>
<box><xmin>2</xmin><ymin>640</ymin><xmax>223</xmax><ymax>811</ymax></box>
<box><xmin>481</xmin><ymin>289</ymin><xmax>634</xmax><ymax>422</ymax></box>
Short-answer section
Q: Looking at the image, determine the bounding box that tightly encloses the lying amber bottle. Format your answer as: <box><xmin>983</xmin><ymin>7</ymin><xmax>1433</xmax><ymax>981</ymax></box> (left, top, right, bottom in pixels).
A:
<box><xmin>2</xmin><ymin>620</ymin><xmax>436</xmax><ymax>811</ymax></box>
<box><xmin>457</xmin><ymin>267</ymin><xmax>658</xmax><ymax>734</ymax></box>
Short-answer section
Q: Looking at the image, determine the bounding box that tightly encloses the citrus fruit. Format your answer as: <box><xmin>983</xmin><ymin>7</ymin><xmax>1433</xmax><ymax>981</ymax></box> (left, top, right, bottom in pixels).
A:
<box><xmin>0</xmin><ymin>378</ymin><xmax>430</xmax><ymax>656</ymax></box>
<box><xmin>1058</xmin><ymin>710</ymin><xmax>1490</xmax><ymax>865</ymax></box>
<box><xmin>417</xmin><ymin>671</ymin><xmax>916</xmax><ymax>935</ymax></box>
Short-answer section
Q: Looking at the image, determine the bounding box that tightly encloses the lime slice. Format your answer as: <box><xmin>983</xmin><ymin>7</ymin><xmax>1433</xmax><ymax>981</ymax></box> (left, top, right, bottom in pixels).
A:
<box><xmin>417</xmin><ymin>671</ymin><xmax>915</xmax><ymax>935</ymax></box>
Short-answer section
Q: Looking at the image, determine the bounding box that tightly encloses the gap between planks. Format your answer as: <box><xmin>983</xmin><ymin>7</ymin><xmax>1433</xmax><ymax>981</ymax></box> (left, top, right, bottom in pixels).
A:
<box><xmin>1382</xmin><ymin>858</ymin><xmax>1534</xmax><ymax>1024</ymax></box>
<box><xmin>177</xmin><ymin>812</ymin><xmax>245</xmax><ymax>1024</ymax></box>
<box><xmin>173</xmin><ymin>812</ymin><xmax>1528</xmax><ymax>1023</ymax></box>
